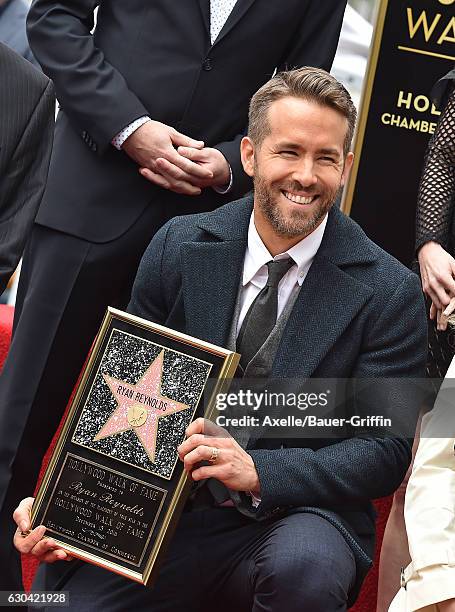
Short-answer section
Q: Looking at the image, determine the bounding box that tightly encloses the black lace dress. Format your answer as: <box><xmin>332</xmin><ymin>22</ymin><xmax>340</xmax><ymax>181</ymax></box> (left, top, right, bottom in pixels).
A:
<box><xmin>415</xmin><ymin>68</ymin><xmax>455</xmax><ymax>378</ymax></box>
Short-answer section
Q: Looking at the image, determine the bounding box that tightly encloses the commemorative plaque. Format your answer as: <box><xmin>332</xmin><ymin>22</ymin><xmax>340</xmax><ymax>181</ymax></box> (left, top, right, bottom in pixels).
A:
<box><xmin>31</xmin><ymin>307</ymin><xmax>239</xmax><ymax>585</ymax></box>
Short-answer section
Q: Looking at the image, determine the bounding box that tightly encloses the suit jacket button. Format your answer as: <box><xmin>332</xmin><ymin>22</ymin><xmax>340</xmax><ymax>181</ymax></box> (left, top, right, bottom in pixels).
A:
<box><xmin>91</xmin><ymin>143</ymin><xmax>98</xmax><ymax>152</ymax></box>
<box><xmin>202</xmin><ymin>58</ymin><xmax>213</xmax><ymax>71</ymax></box>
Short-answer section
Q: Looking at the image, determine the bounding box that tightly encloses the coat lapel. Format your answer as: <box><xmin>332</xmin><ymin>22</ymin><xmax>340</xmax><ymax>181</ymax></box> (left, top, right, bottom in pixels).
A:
<box><xmin>272</xmin><ymin>208</ymin><xmax>377</xmax><ymax>378</ymax></box>
<box><xmin>211</xmin><ymin>0</ymin><xmax>257</xmax><ymax>47</ymax></box>
<box><xmin>272</xmin><ymin>258</ymin><xmax>373</xmax><ymax>378</ymax></box>
<box><xmin>180</xmin><ymin>197</ymin><xmax>253</xmax><ymax>347</ymax></box>
<box><xmin>181</xmin><ymin>241</ymin><xmax>245</xmax><ymax>346</ymax></box>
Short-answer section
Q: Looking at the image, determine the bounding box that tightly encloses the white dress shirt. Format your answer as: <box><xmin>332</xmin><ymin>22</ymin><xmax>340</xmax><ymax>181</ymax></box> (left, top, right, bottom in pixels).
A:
<box><xmin>237</xmin><ymin>212</ymin><xmax>328</xmax><ymax>336</ymax></box>
<box><xmin>210</xmin><ymin>0</ymin><xmax>237</xmax><ymax>44</ymax></box>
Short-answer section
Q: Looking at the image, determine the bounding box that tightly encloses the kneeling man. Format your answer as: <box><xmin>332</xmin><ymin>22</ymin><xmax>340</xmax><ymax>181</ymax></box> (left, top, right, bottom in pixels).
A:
<box><xmin>13</xmin><ymin>67</ymin><xmax>427</xmax><ymax>611</ymax></box>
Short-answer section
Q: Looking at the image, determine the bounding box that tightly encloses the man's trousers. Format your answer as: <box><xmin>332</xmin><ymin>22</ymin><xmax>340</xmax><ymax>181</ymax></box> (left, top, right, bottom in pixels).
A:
<box><xmin>32</xmin><ymin>508</ymin><xmax>357</xmax><ymax>612</ymax></box>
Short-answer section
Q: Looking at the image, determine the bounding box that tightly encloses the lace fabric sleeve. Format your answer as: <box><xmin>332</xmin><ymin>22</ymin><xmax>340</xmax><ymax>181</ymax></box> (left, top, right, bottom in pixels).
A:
<box><xmin>415</xmin><ymin>86</ymin><xmax>455</xmax><ymax>253</ymax></box>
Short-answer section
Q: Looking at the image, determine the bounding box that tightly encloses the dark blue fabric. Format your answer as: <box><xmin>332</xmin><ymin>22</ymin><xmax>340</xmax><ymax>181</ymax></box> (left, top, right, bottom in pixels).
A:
<box><xmin>33</xmin><ymin>509</ymin><xmax>356</xmax><ymax>612</ymax></box>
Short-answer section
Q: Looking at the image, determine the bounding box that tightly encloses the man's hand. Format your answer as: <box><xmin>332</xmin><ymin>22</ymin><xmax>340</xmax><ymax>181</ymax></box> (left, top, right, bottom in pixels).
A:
<box><xmin>122</xmin><ymin>120</ymin><xmax>212</xmax><ymax>195</ymax></box>
<box><xmin>13</xmin><ymin>497</ymin><xmax>70</xmax><ymax>563</ymax></box>
<box><xmin>140</xmin><ymin>146</ymin><xmax>231</xmax><ymax>195</ymax></box>
<box><xmin>418</xmin><ymin>241</ymin><xmax>455</xmax><ymax>309</ymax></box>
<box><xmin>177</xmin><ymin>418</ymin><xmax>260</xmax><ymax>494</ymax></box>
<box><xmin>177</xmin><ymin>146</ymin><xmax>231</xmax><ymax>189</ymax></box>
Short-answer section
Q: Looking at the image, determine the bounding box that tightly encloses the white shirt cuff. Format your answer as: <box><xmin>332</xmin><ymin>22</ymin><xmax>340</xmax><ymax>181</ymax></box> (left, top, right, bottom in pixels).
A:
<box><xmin>249</xmin><ymin>491</ymin><xmax>261</xmax><ymax>508</ymax></box>
<box><xmin>112</xmin><ymin>116</ymin><xmax>151</xmax><ymax>150</ymax></box>
<box><xmin>212</xmin><ymin>163</ymin><xmax>233</xmax><ymax>194</ymax></box>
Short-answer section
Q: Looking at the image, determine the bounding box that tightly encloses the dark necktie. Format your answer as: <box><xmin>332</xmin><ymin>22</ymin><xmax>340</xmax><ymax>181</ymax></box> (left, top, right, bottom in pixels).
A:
<box><xmin>237</xmin><ymin>258</ymin><xmax>295</xmax><ymax>370</ymax></box>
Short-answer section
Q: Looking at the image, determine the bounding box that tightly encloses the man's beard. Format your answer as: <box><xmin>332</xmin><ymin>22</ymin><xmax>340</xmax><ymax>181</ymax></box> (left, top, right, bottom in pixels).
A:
<box><xmin>253</xmin><ymin>171</ymin><xmax>340</xmax><ymax>239</ymax></box>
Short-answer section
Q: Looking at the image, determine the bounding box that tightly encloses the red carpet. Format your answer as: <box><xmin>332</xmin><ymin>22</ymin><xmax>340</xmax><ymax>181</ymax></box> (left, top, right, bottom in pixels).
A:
<box><xmin>0</xmin><ymin>305</ymin><xmax>388</xmax><ymax>608</ymax></box>
<box><xmin>0</xmin><ymin>305</ymin><xmax>13</xmax><ymax>372</ymax></box>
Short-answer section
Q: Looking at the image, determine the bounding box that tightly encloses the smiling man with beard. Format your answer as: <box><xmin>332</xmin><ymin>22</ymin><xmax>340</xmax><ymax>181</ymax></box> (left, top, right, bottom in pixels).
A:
<box><xmin>244</xmin><ymin>86</ymin><xmax>354</xmax><ymax>247</ymax></box>
<box><xmin>13</xmin><ymin>68</ymin><xmax>426</xmax><ymax>612</ymax></box>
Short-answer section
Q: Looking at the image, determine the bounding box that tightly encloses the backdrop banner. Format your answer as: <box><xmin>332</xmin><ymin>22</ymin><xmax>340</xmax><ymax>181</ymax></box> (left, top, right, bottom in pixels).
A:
<box><xmin>343</xmin><ymin>0</ymin><xmax>454</xmax><ymax>265</ymax></box>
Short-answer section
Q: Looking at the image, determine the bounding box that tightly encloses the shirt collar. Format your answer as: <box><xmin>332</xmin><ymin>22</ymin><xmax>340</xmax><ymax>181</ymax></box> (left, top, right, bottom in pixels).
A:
<box><xmin>243</xmin><ymin>211</ymin><xmax>328</xmax><ymax>287</ymax></box>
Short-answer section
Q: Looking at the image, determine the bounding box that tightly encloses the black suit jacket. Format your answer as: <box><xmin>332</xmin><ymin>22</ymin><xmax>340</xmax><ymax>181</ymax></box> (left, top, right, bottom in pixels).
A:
<box><xmin>26</xmin><ymin>0</ymin><xmax>347</xmax><ymax>242</ymax></box>
<box><xmin>0</xmin><ymin>42</ymin><xmax>54</xmax><ymax>295</ymax></box>
<box><xmin>128</xmin><ymin>197</ymin><xmax>428</xmax><ymax>596</ymax></box>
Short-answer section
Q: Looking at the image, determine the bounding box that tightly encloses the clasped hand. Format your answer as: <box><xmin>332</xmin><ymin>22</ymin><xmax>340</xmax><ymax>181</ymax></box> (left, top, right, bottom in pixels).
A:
<box><xmin>122</xmin><ymin>120</ymin><xmax>230</xmax><ymax>196</ymax></box>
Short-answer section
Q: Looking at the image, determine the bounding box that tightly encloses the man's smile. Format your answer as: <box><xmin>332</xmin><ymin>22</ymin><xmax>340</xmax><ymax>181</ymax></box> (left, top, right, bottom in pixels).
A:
<box><xmin>282</xmin><ymin>190</ymin><xmax>316</xmax><ymax>205</ymax></box>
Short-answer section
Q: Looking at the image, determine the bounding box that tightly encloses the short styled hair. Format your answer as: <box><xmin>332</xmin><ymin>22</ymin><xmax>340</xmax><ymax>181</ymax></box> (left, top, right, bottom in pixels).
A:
<box><xmin>248</xmin><ymin>67</ymin><xmax>357</xmax><ymax>158</ymax></box>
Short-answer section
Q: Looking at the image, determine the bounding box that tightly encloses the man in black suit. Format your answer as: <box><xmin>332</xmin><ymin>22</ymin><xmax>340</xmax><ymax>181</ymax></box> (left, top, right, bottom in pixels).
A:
<box><xmin>0</xmin><ymin>0</ymin><xmax>348</xmax><ymax>590</ymax></box>
<box><xmin>14</xmin><ymin>68</ymin><xmax>427</xmax><ymax>611</ymax></box>
<box><xmin>0</xmin><ymin>42</ymin><xmax>53</xmax><ymax>297</ymax></box>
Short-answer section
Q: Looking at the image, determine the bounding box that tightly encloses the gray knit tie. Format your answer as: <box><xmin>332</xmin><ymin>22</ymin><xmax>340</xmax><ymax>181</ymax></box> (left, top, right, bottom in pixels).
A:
<box><xmin>237</xmin><ymin>258</ymin><xmax>295</xmax><ymax>370</ymax></box>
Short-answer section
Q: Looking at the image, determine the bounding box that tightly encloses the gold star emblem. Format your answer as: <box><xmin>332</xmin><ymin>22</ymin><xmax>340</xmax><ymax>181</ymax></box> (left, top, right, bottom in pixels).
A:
<box><xmin>94</xmin><ymin>350</ymin><xmax>190</xmax><ymax>463</ymax></box>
